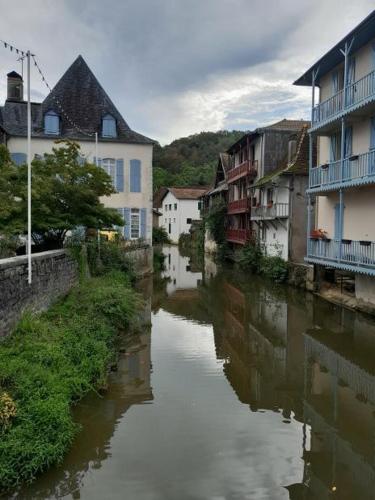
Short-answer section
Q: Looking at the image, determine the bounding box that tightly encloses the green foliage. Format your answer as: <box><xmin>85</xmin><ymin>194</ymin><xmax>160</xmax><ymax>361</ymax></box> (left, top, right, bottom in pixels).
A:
<box><xmin>152</xmin><ymin>226</ymin><xmax>170</xmax><ymax>245</ymax></box>
<box><xmin>239</xmin><ymin>243</ymin><xmax>289</xmax><ymax>283</ymax></box>
<box><xmin>204</xmin><ymin>199</ymin><xmax>227</xmax><ymax>245</ymax></box>
<box><xmin>0</xmin><ymin>142</ymin><xmax>123</xmax><ymax>248</ymax></box>
<box><xmin>153</xmin><ymin>247</ymin><xmax>166</xmax><ymax>272</ymax></box>
<box><xmin>0</xmin><ymin>236</ymin><xmax>20</xmax><ymax>259</ymax></box>
<box><xmin>0</xmin><ymin>270</ymin><xmax>141</xmax><ymax>491</ymax></box>
<box><xmin>153</xmin><ymin>130</ymin><xmax>245</xmax><ymax>191</ymax></box>
<box><xmin>178</xmin><ymin>232</ymin><xmax>192</xmax><ymax>250</ymax></box>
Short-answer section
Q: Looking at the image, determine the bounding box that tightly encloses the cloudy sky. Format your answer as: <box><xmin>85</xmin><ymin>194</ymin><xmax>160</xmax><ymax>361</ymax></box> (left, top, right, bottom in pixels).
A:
<box><xmin>0</xmin><ymin>0</ymin><xmax>373</xmax><ymax>144</ymax></box>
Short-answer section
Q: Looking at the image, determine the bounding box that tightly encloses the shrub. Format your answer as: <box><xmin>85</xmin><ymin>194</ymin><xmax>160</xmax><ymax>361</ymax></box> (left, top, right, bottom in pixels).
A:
<box><xmin>204</xmin><ymin>199</ymin><xmax>227</xmax><ymax>245</ymax></box>
<box><xmin>0</xmin><ymin>236</ymin><xmax>20</xmax><ymax>259</ymax></box>
<box><xmin>0</xmin><ymin>271</ymin><xmax>141</xmax><ymax>491</ymax></box>
<box><xmin>152</xmin><ymin>227</ymin><xmax>170</xmax><ymax>245</ymax></box>
<box><xmin>239</xmin><ymin>243</ymin><xmax>263</xmax><ymax>272</ymax></box>
<box><xmin>260</xmin><ymin>255</ymin><xmax>289</xmax><ymax>283</ymax></box>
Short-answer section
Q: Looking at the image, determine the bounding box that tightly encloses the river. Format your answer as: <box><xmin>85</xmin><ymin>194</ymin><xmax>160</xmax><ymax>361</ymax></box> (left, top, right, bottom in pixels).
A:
<box><xmin>16</xmin><ymin>245</ymin><xmax>375</xmax><ymax>499</ymax></box>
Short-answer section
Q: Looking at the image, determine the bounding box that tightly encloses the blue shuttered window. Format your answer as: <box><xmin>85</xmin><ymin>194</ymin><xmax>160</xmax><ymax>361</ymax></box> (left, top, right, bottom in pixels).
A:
<box><xmin>102</xmin><ymin>114</ymin><xmax>117</xmax><ymax>138</ymax></box>
<box><xmin>10</xmin><ymin>152</ymin><xmax>27</xmax><ymax>165</ymax></box>
<box><xmin>344</xmin><ymin>126</ymin><xmax>352</xmax><ymax>158</ymax></box>
<box><xmin>44</xmin><ymin>111</ymin><xmax>59</xmax><ymax>135</ymax></box>
<box><xmin>115</xmin><ymin>159</ymin><xmax>124</xmax><ymax>192</ymax></box>
<box><xmin>140</xmin><ymin>208</ymin><xmax>147</xmax><ymax>239</ymax></box>
<box><xmin>130</xmin><ymin>159</ymin><xmax>141</xmax><ymax>192</ymax></box>
<box><xmin>123</xmin><ymin>208</ymin><xmax>131</xmax><ymax>239</ymax></box>
<box><xmin>370</xmin><ymin>117</ymin><xmax>375</xmax><ymax>150</ymax></box>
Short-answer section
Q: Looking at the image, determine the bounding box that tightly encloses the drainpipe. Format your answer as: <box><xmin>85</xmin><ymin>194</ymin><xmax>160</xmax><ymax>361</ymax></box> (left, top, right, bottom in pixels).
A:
<box><xmin>307</xmin><ymin>194</ymin><xmax>311</xmax><ymax>258</ymax></box>
<box><xmin>339</xmin><ymin>188</ymin><xmax>344</xmax><ymax>261</ymax></box>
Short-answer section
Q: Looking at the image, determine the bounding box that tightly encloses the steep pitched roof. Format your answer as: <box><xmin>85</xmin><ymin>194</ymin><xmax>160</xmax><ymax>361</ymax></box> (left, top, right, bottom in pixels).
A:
<box><xmin>162</xmin><ymin>186</ymin><xmax>208</xmax><ymax>201</ymax></box>
<box><xmin>0</xmin><ymin>55</ymin><xmax>154</xmax><ymax>144</ymax></box>
<box><xmin>253</xmin><ymin>125</ymin><xmax>311</xmax><ymax>188</ymax></box>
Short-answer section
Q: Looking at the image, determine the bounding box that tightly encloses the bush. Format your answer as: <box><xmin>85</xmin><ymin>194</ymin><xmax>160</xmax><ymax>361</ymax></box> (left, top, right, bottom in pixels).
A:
<box><xmin>260</xmin><ymin>255</ymin><xmax>289</xmax><ymax>283</ymax></box>
<box><xmin>0</xmin><ymin>236</ymin><xmax>20</xmax><ymax>259</ymax></box>
<box><xmin>153</xmin><ymin>247</ymin><xmax>166</xmax><ymax>272</ymax></box>
<box><xmin>152</xmin><ymin>226</ymin><xmax>170</xmax><ymax>245</ymax></box>
<box><xmin>204</xmin><ymin>199</ymin><xmax>227</xmax><ymax>245</ymax></box>
<box><xmin>239</xmin><ymin>243</ymin><xmax>263</xmax><ymax>272</ymax></box>
<box><xmin>0</xmin><ymin>270</ymin><xmax>141</xmax><ymax>491</ymax></box>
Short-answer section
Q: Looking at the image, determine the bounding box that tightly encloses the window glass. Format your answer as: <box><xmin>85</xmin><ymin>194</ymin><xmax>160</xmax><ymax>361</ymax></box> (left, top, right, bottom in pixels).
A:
<box><xmin>174</xmin><ymin>203</ymin><xmax>177</xmax><ymax>210</ymax></box>
<box><xmin>186</xmin><ymin>218</ymin><xmax>192</xmax><ymax>224</ymax></box>
<box><xmin>130</xmin><ymin>208</ymin><xmax>140</xmax><ymax>239</ymax></box>
<box><xmin>101</xmin><ymin>158</ymin><xmax>116</xmax><ymax>188</ymax></box>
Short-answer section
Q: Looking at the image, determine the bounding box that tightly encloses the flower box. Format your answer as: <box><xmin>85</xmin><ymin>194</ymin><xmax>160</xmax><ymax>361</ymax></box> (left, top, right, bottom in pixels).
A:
<box><xmin>359</xmin><ymin>240</ymin><xmax>371</xmax><ymax>246</ymax></box>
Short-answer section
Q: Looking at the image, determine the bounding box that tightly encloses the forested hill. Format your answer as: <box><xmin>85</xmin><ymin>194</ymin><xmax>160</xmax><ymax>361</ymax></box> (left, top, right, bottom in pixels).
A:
<box><xmin>153</xmin><ymin>130</ymin><xmax>245</xmax><ymax>191</ymax></box>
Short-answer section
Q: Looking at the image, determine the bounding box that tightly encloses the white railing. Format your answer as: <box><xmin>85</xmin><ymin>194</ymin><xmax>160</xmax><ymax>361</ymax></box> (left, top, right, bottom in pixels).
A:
<box><xmin>251</xmin><ymin>202</ymin><xmax>289</xmax><ymax>219</ymax></box>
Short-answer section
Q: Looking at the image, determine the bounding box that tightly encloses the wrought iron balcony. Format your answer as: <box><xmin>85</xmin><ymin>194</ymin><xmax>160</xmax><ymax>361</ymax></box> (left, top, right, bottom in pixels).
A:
<box><xmin>312</xmin><ymin>69</ymin><xmax>375</xmax><ymax>129</ymax></box>
<box><xmin>251</xmin><ymin>202</ymin><xmax>289</xmax><ymax>219</ymax></box>
<box><xmin>226</xmin><ymin>228</ymin><xmax>255</xmax><ymax>245</ymax></box>
<box><xmin>227</xmin><ymin>198</ymin><xmax>250</xmax><ymax>214</ymax></box>
<box><xmin>308</xmin><ymin>150</ymin><xmax>375</xmax><ymax>192</ymax></box>
<box><xmin>227</xmin><ymin>160</ymin><xmax>258</xmax><ymax>183</ymax></box>
<box><xmin>307</xmin><ymin>237</ymin><xmax>375</xmax><ymax>275</ymax></box>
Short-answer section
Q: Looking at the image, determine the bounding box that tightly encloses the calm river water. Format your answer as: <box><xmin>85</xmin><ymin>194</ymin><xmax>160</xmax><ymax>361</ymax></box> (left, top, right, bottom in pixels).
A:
<box><xmin>17</xmin><ymin>246</ymin><xmax>375</xmax><ymax>499</ymax></box>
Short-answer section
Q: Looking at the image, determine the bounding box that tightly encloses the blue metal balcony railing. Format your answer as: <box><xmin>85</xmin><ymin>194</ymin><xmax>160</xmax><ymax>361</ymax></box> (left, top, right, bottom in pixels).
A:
<box><xmin>309</xmin><ymin>150</ymin><xmax>375</xmax><ymax>191</ymax></box>
<box><xmin>312</xmin><ymin>69</ymin><xmax>375</xmax><ymax>127</ymax></box>
<box><xmin>251</xmin><ymin>202</ymin><xmax>289</xmax><ymax>219</ymax></box>
<box><xmin>307</xmin><ymin>238</ymin><xmax>375</xmax><ymax>273</ymax></box>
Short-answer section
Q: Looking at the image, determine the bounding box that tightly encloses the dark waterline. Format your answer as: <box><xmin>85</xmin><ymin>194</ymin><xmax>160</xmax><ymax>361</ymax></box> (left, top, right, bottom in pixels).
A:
<box><xmin>16</xmin><ymin>246</ymin><xmax>375</xmax><ymax>499</ymax></box>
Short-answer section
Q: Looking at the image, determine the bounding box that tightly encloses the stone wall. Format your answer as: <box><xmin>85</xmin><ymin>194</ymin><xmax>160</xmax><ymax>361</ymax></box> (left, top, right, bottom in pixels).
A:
<box><xmin>125</xmin><ymin>245</ymin><xmax>153</xmax><ymax>276</ymax></box>
<box><xmin>288</xmin><ymin>262</ymin><xmax>315</xmax><ymax>291</ymax></box>
<box><xmin>0</xmin><ymin>250</ymin><xmax>78</xmax><ymax>338</ymax></box>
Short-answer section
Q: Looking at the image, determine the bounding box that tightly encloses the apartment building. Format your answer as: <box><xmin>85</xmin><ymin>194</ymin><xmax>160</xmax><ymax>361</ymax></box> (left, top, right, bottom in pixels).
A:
<box><xmin>0</xmin><ymin>56</ymin><xmax>154</xmax><ymax>243</ymax></box>
<box><xmin>295</xmin><ymin>11</ymin><xmax>375</xmax><ymax>306</ymax></box>
<box><xmin>225</xmin><ymin>119</ymin><xmax>309</xmax><ymax>251</ymax></box>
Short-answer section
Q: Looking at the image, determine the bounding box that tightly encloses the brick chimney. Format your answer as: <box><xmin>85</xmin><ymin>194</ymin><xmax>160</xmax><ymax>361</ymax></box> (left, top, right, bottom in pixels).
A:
<box><xmin>7</xmin><ymin>71</ymin><xmax>23</xmax><ymax>101</ymax></box>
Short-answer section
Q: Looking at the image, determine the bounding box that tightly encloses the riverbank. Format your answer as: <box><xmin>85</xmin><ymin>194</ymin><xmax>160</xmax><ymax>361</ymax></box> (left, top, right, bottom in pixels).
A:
<box><xmin>0</xmin><ymin>269</ymin><xmax>142</xmax><ymax>492</ymax></box>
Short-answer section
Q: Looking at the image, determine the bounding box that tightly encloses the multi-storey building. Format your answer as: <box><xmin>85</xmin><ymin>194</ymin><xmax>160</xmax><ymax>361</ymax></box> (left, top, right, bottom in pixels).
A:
<box><xmin>0</xmin><ymin>56</ymin><xmax>154</xmax><ymax>243</ymax></box>
<box><xmin>295</xmin><ymin>11</ymin><xmax>375</xmax><ymax>306</ymax></box>
<box><xmin>224</xmin><ymin>119</ymin><xmax>309</xmax><ymax>250</ymax></box>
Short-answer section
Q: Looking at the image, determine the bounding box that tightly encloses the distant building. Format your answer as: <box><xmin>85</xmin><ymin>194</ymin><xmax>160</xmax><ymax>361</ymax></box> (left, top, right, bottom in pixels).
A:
<box><xmin>159</xmin><ymin>187</ymin><xmax>207</xmax><ymax>244</ymax></box>
<box><xmin>225</xmin><ymin>119</ymin><xmax>309</xmax><ymax>248</ymax></box>
<box><xmin>295</xmin><ymin>11</ymin><xmax>375</xmax><ymax>307</ymax></box>
<box><xmin>0</xmin><ymin>56</ymin><xmax>154</xmax><ymax>243</ymax></box>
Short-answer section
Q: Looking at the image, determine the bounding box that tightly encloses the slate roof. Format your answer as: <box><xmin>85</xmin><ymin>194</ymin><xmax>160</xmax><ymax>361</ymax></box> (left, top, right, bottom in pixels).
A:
<box><xmin>253</xmin><ymin>125</ymin><xmax>311</xmax><ymax>188</ymax></box>
<box><xmin>0</xmin><ymin>55</ymin><xmax>154</xmax><ymax>145</ymax></box>
<box><xmin>162</xmin><ymin>186</ymin><xmax>208</xmax><ymax>201</ymax></box>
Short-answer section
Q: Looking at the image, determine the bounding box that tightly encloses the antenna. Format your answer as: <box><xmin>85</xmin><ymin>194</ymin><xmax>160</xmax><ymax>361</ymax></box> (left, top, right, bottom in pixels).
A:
<box><xmin>17</xmin><ymin>53</ymin><xmax>26</xmax><ymax>78</ymax></box>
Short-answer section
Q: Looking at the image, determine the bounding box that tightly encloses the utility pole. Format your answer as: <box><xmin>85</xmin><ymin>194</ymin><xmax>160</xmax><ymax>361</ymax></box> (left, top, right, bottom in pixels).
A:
<box><xmin>27</xmin><ymin>50</ymin><xmax>32</xmax><ymax>284</ymax></box>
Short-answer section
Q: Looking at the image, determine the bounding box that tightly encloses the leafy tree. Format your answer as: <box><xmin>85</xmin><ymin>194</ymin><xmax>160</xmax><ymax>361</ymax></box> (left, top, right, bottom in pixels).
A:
<box><xmin>0</xmin><ymin>141</ymin><xmax>123</xmax><ymax>249</ymax></box>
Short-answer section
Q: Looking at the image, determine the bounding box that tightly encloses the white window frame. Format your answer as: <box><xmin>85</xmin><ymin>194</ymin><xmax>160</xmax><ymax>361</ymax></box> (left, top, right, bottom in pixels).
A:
<box><xmin>130</xmin><ymin>208</ymin><xmax>140</xmax><ymax>240</ymax></box>
<box><xmin>102</xmin><ymin>158</ymin><xmax>116</xmax><ymax>188</ymax></box>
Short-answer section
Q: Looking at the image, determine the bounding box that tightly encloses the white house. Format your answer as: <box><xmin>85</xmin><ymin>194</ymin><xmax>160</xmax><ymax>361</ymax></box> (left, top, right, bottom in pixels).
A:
<box><xmin>159</xmin><ymin>187</ymin><xmax>206</xmax><ymax>244</ymax></box>
<box><xmin>0</xmin><ymin>56</ymin><xmax>154</xmax><ymax>243</ymax></box>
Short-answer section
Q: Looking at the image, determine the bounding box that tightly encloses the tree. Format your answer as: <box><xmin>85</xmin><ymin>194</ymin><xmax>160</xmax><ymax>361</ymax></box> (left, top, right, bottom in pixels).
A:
<box><xmin>0</xmin><ymin>141</ymin><xmax>123</xmax><ymax>249</ymax></box>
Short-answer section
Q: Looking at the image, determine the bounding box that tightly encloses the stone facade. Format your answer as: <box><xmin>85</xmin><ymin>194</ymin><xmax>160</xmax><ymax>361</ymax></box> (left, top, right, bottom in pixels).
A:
<box><xmin>125</xmin><ymin>245</ymin><xmax>153</xmax><ymax>277</ymax></box>
<box><xmin>0</xmin><ymin>250</ymin><xmax>78</xmax><ymax>338</ymax></box>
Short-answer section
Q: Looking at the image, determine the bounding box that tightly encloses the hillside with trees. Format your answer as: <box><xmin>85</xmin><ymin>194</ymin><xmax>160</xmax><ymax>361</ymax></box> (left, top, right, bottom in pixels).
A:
<box><xmin>153</xmin><ymin>130</ymin><xmax>245</xmax><ymax>191</ymax></box>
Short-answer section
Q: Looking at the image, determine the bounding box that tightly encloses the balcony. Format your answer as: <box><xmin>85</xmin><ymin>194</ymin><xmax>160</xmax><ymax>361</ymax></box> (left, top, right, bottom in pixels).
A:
<box><xmin>307</xmin><ymin>238</ymin><xmax>375</xmax><ymax>276</ymax></box>
<box><xmin>227</xmin><ymin>198</ymin><xmax>250</xmax><ymax>214</ymax></box>
<box><xmin>251</xmin><ymin>202</ymin><xmax>289</xmax><ymax>220</ymax></box>
<box><xmin>226</xmin><ymin>228</ymin><xmax>255</xmax><ymax>245</ymax></box>
<box><xmin>227</xmin><ymin>160</ymin><xmax>258</xmax><ymax>183</ymax></box>
<box><xmin>312</xmin><ymin>69</ymin><xmax>375</xmax><ymax>130</ymax></box>
<box><xmin>308</xmin><ymin>150</ymin><xmax>375</xmax><ymax>193</ymax></box>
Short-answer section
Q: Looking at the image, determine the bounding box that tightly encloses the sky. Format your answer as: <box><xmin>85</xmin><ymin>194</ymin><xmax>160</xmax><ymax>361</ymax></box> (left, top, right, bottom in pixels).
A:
<box><xmin>0</xmin><ymin>0</ymin><xmax>374</xmax><ymax>145</ymax></box>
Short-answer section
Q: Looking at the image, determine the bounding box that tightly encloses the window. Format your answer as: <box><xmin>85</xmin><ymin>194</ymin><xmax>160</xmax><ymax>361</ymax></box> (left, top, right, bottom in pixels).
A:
<box><xmin>173</xmin><ymin>218</ymin><xmax>176</xmax><ymax>223</ymax></box>
<box><xmin>186</xmin><ymin>265</ymin><xmax>191</xmax><ymax>271</ymax></box>
<box><xmin>174</xmin><ymin>203</ymin><xmax>177</xmax><ymax>210</ymax></box>
<box><xmin>186</xmin><ymin>218</ymin><xmax>192</xmax><ymax>224</ymax></box>
<box><xmin>44</xmin><ymin>110</ymin><xmax>59</xmax><ymax>135</ymax></box>
<box><xmin>10</xmin><ymin>153</ymin><xmax>27</xmax><ymax>166</ymax></box>
<box><xmin>198</xmin><ymin>201</ymin><xmax>202</xmax><ymax>210</ymax></box>
<box><xmin>130</xmin><ymin>208</ymin><xmax>140</xmax><ymax>239</ymax></box>
<box><xmin>165</xmin><ymin>204</ymin><xmax>168</xmax><ymax>211</ymax></box>
<box><xmin>169</xmin><ymin>204</ymin><xmax>172</xmax><ymax>210</ymax></box>
<box><xmin>102</xmin><ymin>114</ymin><xmax>117</xmax><ymax>138</ymax></box>
<box><xmin>102</xmin><ymin>158</ymin><xmax>116</xmax><ymax>187</ymax></box>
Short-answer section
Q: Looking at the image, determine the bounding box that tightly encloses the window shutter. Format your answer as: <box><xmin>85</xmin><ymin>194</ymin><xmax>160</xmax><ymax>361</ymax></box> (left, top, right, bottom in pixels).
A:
<box><xmin>123</xmin><ymin>208</ymin><xmax>131</xmax><ymax>239</ymax></box>
<box><xmin>10</xmin><ymin>152</ymin><xmax>27</xmax><ymax>166</ymax></box>
<box><xmin>93</xmin><ymin>157</ymin><xmax>102</xmax><ymax>168</ymax></box>
<box><xmin>371</xmin><ymin>117</ymin><xmax>375</xmax><ymax>150</ymax></box>
<box><xmin>344</xmin><ymin>126</ymin><xmax>352</xmax><ymax>157</ymax></box>
<box><xmin>140</xmin><ymin>208</ymin><xmax>147</xmax><ymax>239</ymax></box>
<box><xmin>330</xmin><ymin>134</ymin><xmax>337</xmax><ymax>161</ymax></box>
<box><xmin>130</xmin><ymin>159</ymin><xmax>141</xmax><ymax>192</ymax></box>
<box><xmin>332</xmin><ymin>71</ymin><xmax>339</xmax><ymax>93</ymax></box>
<box><xmin>347</xmin><ymin>57</ymin><xmax>355</xmax><ymax>85</ymax></box>
<box><xmin>115</xmin><ymin>159</ymin><xmax>124</xmax><ymax>192</ymax></box>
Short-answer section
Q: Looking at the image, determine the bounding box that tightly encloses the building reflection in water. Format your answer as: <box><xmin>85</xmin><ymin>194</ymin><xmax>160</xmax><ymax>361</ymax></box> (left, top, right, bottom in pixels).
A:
<box><xmin>203</xmin><ymin>266</ymin><xmax>375</xmax><ymax>500</ymax></box>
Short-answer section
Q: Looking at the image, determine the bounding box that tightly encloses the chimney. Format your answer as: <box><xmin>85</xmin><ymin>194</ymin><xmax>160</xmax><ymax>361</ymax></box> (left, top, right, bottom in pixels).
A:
<box><xmin>7</xmin><ymin>71</ymin><xmax>23</xmax><ymax>101</ymax></box>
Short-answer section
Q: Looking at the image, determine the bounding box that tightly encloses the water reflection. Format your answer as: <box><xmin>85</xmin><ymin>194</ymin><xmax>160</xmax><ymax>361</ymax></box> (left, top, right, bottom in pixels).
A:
<box><xmin>16</xmin><ymin>248</ymin><xmax>375</xmax><ymax>499</ymax></box>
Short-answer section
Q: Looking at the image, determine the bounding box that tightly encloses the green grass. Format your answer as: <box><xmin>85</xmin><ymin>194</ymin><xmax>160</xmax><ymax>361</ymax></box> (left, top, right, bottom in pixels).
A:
<box><xmin>0</xmin><ymin>270</ymin><xmax>141</xmax><ymax>491</ymax></box>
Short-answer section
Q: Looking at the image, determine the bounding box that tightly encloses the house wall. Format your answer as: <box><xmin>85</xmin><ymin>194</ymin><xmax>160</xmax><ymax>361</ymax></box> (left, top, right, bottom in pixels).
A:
<box><xmin>262</xmin><ymin>130</ymin><xmax>291</xmax><ymax>176</ymax></box>
<box><xmin>290</xmin><ymin>175</ymin><xmax>309</xmax><ymax>263</ymax></box>
<box><xmin>159</xmin><ymin>192</ymin><xmax>201</xmax><ymax>244</ymax></box>
<box><xmin>7</xmin><ymin>137</ymin><xmax>153</xmax><ymax>243</ymax></box>
<box><xmin>161</xmin><ymin>245</ymin><xmax>202</xmax><ymax>293</ymax></box>
<box><xmin>316</xmin><ymin>185</ymin><xmax>375</xmax><ymax>240</ymax></box>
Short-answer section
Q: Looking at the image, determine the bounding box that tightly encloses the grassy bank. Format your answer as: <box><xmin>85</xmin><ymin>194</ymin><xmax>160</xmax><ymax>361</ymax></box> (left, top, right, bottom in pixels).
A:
<box><xmin>0</xmin><ymin>269</ymin><xmax>141</xmax><ymax>491</ymax></box>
